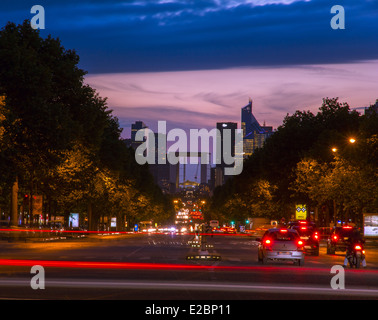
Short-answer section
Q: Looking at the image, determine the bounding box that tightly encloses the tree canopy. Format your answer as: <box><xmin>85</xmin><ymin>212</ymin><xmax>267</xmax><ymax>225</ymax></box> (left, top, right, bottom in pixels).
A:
<box><xmin>0</xmin><ymin>21</ymin><xmax>173</xmax><ymax>229</ymax></box>
<box><xmin>210</xmin><ymin>97</ymin><xmax>378</xmax><ymax>227</ymax></box>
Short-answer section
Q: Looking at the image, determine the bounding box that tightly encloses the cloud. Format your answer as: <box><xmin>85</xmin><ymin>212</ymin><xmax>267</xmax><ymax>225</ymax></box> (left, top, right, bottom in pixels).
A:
<box><xmin>85</xmin><ymin>60</ymin><xmax>378</xmax><ymax>139</ymax></box>
<box><xmin>1</xmin><ymin>1</ymin><xmax>377</xmax><ymax>73</ymax></box>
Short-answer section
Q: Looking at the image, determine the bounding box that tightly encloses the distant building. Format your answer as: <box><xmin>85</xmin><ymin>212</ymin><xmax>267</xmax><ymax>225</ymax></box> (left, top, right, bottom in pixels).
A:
<box><xmin>215</xmin><ymin>122</ymin><xmax>238</xmax><ymax>185</ymax></box>
<box><xmin>365</xmin><ymin>99</ymin><xmax>378</xmax><ymax>116</ymax></box>
<box><xmin>241</xmin><ymin>99</ymin><xmax>273</xmax><ymax>159</ymax></box>
<box><xmin>131</xmin><ymin>121</ymin><xmax>148</xmax><ymax>149</ymax></box>
<box><xmin>210</xmin><ymin>166</ymin><xmax>224</xmax><ymax>190</ymax></box>
<box><xmin>149</xmin><ymin>133</ymin><xmax>171</xmax><ymax>194</ymax></box>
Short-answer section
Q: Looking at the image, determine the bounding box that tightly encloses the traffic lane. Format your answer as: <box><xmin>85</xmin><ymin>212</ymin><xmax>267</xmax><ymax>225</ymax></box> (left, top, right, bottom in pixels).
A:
<box><xmin>1</xmin><ymin>264</ymin><xmax>378</xmax><ymax>300</ymax></box>
<box><xmin>1</xmin><ymin>233</ymin><xmax>377</xmax><ymax>270</ymax></box>
<box><xmin>0</xmin><ymin>281</ymin><xmax>372</xmax><ymax>300</ymax></box>
<box><xmin>207</xmin><ymin>234</ymin><xmax>378</xmax><ymax>269</ymax></box>
<box><xmin>2</xmin><ymin>279</ymin><xmax>378</xmax><ymax>300</ymax></box>
<box><xmin>0</xmin><ymin>233</ymin><xmax>193</xmax><ymax>263</ymax></box>
<box><xmin>2</xmin><ymin>243</ymin><xmax>378</xmax><ymax>288</ymax></box>
<box><xmin>1</xmin><ymin>232</ymin><xmax>378</xmax><ymax>299</ymax></box>
<box><xmin>1</xmin><ymin>232</ymin><xmax>378</xmax><ymax>272</ymax></box>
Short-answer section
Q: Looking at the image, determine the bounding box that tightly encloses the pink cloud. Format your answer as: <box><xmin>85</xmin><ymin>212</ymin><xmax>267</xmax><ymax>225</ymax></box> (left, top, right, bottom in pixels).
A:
<box><xmin>85</xmin><ymin>60</ymin><xmax>378</xmax><ymax>138</ymax></box>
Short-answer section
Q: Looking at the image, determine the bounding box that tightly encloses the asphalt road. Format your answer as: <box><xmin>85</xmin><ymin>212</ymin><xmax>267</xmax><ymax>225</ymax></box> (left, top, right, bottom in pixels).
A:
<box><xmin>0</xmin><ymin>232</ymin><xmax>378</xmax><ymax>300</ymax></box>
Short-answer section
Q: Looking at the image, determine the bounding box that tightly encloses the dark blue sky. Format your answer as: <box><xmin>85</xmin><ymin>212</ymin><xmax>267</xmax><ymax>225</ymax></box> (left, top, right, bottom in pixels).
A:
<box><xmin>2</xmin><ymin>1</ymin><xmax>378</xmax><ymax>182</ymax></box>
<box><xmin>1</xmin><ymin>0</ymin><xmax>378</xmax><ymax>73</ymax></box>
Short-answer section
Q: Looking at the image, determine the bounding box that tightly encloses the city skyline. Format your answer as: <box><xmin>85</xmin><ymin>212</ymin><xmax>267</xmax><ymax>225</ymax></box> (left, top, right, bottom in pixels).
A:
<box><xmin>85</xmin><ymin>61</ymin><xmax>378</xmax><ymax>140</ymax></box>
<box><xmin>0</xmin><ymin>1</ymin><xmax>378</xmax><ymax>300</ymax></box>
<box><xmin>1</xmin><ymin>1</ymin><xmax>378</xmax><ymax>139</ymax></box>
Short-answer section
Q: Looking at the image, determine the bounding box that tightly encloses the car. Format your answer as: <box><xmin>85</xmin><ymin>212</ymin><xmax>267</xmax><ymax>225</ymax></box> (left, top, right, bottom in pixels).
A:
<box><xmin>220</xmin><ymin>226</ymin><xmax>237</xmax><ymax>234</ymax></box>
<box><xmin>326</xmin><ymin>225</ymin><xmax>360</xmax><ymax>254</ymax></box>
<box><xmin>288</xmin><ymin>221</ymin><xmax>320</xmax><ymax>256</ymax></box>
<box><xmin>257</xmin><ymin>228</ymin><xmax>305</xmax><ymax>266</ymax></box>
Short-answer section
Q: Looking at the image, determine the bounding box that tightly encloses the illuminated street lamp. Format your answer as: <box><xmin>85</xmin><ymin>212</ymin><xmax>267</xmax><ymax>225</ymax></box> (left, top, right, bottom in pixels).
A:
<box><xmin>349</xmin><ymin>138</ymin><xmax>356</xmax><ymax>144</ymax></box>
<box><xmin>332</xmin><ymin>147</ymin><xmax>338</xmax><ymax>153</ymax></box>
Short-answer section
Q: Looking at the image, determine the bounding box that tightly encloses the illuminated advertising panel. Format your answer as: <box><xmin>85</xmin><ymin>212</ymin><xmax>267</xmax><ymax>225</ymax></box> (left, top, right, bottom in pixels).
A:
<box><xmin>295</xmin><ymin>204</ymin><xmax>307</xmax><ymax>220</ymax></box>
<box><xmin>69</xmin><ymin>213</ymin><xmax>79</xmax><ymax>228</ymax></box>
<box><xmin>364</xmin><ymin>214</ymin><xmax>378</xmax><ymax>237</ymax></box>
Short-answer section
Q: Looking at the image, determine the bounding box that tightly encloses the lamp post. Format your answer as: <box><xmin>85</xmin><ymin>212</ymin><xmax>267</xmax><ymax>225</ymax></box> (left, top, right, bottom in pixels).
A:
<box><xmin>330</xmin><ymin>138</ymin><xmax>357</xmax><ymax>226</ymax></box>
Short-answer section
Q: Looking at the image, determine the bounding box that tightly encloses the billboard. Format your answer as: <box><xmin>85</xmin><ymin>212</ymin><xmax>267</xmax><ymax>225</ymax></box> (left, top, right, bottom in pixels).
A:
<box><xmin>69</xmin><ymin>213</ymin><xmax>79</xmax><ymax>228</ymax></box>
<box><xmin>363</xmin><ymin>214</ymin><xmax>378</xmax><ymax>237</ymax></box>
<box><xmin>32</xmin><ymin>195</ymin><xmax>43</xmax><ymax>216</ymax></box>
<box><xmin>295</xmin><ymin>204</ymin><xmax>307</xmax><ymax>220</ymax></box>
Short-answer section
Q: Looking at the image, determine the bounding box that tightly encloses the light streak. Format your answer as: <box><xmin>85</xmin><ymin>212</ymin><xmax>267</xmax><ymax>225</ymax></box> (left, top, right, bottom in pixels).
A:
<box><xmin>0</xmin><ymin>229</ymin><xmax>251</xmax><ymax>237</ymax></box>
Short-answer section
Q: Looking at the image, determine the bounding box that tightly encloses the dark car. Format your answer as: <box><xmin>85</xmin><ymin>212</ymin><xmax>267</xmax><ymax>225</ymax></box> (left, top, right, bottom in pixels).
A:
<box><xmin>326</xmin><ymin>225</ymin><xmax>360</xmax><ymax>255</ymax></box>
<box><xmin>288</xmin><ymin>221</ymin><xmax>320</xmax><ymax>256</ymax></box>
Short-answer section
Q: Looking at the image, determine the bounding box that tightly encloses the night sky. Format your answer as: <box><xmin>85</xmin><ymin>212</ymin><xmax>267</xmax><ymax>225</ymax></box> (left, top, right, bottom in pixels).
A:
<box><xmin>1</xmin><ymin>0</ymin><xmax>378</xmax><ymax>137</ymax></box>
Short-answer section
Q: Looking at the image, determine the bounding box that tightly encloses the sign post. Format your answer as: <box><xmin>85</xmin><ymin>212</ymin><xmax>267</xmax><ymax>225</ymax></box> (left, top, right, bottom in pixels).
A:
<box><xmin>295</xmin><ymin>204</ymin><xmax>307</xmax><ymax>220</ymax></box>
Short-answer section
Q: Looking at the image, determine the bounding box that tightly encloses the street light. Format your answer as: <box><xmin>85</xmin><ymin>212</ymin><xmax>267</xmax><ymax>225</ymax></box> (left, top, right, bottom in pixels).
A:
<box><xmin>330</xmin><ymin>137</ymin><xmax>357</xmax><ymax>227</ymax></box>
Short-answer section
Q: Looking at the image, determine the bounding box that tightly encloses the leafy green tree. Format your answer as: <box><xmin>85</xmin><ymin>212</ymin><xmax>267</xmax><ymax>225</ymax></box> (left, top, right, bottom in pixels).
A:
<box><xmin>0</xmin><ymin>21</ymin><xmax>173</xmax><ymax>229</ymax></box>
<box><xmin>210</xmin><ymin>97</ymin><xmax>377</xmax><ymax>227</ymax></box>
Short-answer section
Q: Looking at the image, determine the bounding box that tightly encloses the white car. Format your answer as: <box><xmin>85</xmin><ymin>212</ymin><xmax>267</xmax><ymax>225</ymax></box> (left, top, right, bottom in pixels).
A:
<box><xmin>257</xmin><ymin>228</ymin><xmax>305</xmax><ymax>266</ymax></box>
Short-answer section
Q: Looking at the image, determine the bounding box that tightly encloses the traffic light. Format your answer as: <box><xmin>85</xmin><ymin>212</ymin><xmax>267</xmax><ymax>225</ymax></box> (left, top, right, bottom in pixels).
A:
<box><xmin>246</xmin><ymin>220</ymin><xmax>249</xmax><ymax>224</ymax></box>
<box><xmin>23</xmin><ymin>194</ymin><xmax>29</xmax><ymax>206</ymax></box>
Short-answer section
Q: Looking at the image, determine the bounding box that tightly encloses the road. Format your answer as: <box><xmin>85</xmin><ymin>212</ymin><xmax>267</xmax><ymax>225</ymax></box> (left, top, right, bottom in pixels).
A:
<box><xmin>0</xmin><ymin>232</ymin><xmax>378</xmax><ymax>300</ymax></box>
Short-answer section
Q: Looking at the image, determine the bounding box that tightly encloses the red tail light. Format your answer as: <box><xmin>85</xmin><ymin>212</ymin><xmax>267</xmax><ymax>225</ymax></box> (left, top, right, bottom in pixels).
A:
<box><xmin>355</xmin><ymin>245</ymin><xmax>362</xmax><ymax>250</ymax></box>
<box><xmin>264</xmin><ymin>239</ymin><xmax>273</xmax><ymax>250</ymax></box>
<box><xmin>314</xmin><ymin>234</ymin><xmax>319</xmax><ymax>240</ymax></box>
<box><xmin>300</xmin><ymin>227</ymin><xmax>307</xmax><ymax>230</ymax></box>
<box><xmin>297</xmin><ymin>240</ymin><xmax>304</xmax><ymax>246</ymax></box>
<box><xmin>280</xmin><ymin>229</ymin><xmax>288</xmax><ymax>233</ymax></box>
<box><xmin>333</xmin><ymin>235</ymin><xmax>338</xmax><ymax>241</ymax></box>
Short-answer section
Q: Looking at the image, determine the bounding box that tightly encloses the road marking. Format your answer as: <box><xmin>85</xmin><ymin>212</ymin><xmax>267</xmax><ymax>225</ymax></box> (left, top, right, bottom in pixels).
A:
<box><xmin>1</xmin><ymin>278</ymin><xmax>378</xmax><ymax>297</ymax></box>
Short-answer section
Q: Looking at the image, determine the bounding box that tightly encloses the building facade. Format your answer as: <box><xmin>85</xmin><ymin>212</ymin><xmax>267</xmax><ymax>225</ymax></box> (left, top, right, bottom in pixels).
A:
<box><xmin>241</xmin><ymin>99</ymin><xmax>273</xmax><ymax>159</ymax></box>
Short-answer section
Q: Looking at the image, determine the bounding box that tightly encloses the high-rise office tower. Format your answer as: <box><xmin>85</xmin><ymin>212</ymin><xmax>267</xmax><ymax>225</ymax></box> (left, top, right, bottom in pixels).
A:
<box><xmin>241</xmin><ymin>99</ymin><xmax>273</xmax><ymax>158</ymax></box>
<box><xmin>131</xmin><ymin>121</ymin><xmax>148</xmax><ymax>150</ymax></box>
<box><xmin>215</xmin><ymin>122</ymin><xmax>237</xmax><ymax>185</ymax></box>
<box><xmin>149</xmin><ymin>133</ymin><xmax>171</xmax><ymax>194</ymax></box>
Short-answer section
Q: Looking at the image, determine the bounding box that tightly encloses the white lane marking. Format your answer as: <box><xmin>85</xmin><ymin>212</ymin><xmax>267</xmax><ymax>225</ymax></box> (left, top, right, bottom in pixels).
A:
<box><xmin>1</xmin><ymin>278</ymin><xmax>378</xmax><ymax>297</ymax></box>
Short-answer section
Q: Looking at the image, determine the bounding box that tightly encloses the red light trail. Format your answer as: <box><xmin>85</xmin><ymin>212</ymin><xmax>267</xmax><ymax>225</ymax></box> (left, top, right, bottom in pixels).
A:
<box><xmin>0</xmin><ymin>228</ymin><xmax>251</xmax><ymax>237</ymax></box>
<box><xmin>1</xmin><ymin>259</ymin><xmax>377</xmax><ymax>275</ymax></box>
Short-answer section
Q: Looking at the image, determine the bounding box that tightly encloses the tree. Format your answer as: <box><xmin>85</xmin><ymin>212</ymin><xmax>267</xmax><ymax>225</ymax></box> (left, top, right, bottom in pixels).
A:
<box><xmin>210</xmin><ymin>97</ymin><xmax>377</xmax><ymax>227</ymax></box>
<box><xmin>0</xmin><ymin>21</ymin><xmax>173</xmax><ymax>229</ymax></box>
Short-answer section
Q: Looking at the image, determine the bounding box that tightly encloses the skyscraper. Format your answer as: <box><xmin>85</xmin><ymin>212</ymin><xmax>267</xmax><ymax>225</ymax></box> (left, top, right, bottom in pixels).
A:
<box><xmin>215</xmin><ymin>122</ymin><xmax>237</xmax><ymax>185</ymax></box>
<box><xmin>241</xmin><ymin>99</ymin><xmax>273</xmax><ymax>158</ymax></box>
<box><xmin>149</xmin><ymin>132</ymin><xmax>171</xmax><ymax>194</ymax></box>
<box><xmin>131</xmin><ymin>121</ymin><xmax>148</xmax><ymax>149</ymax></box>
